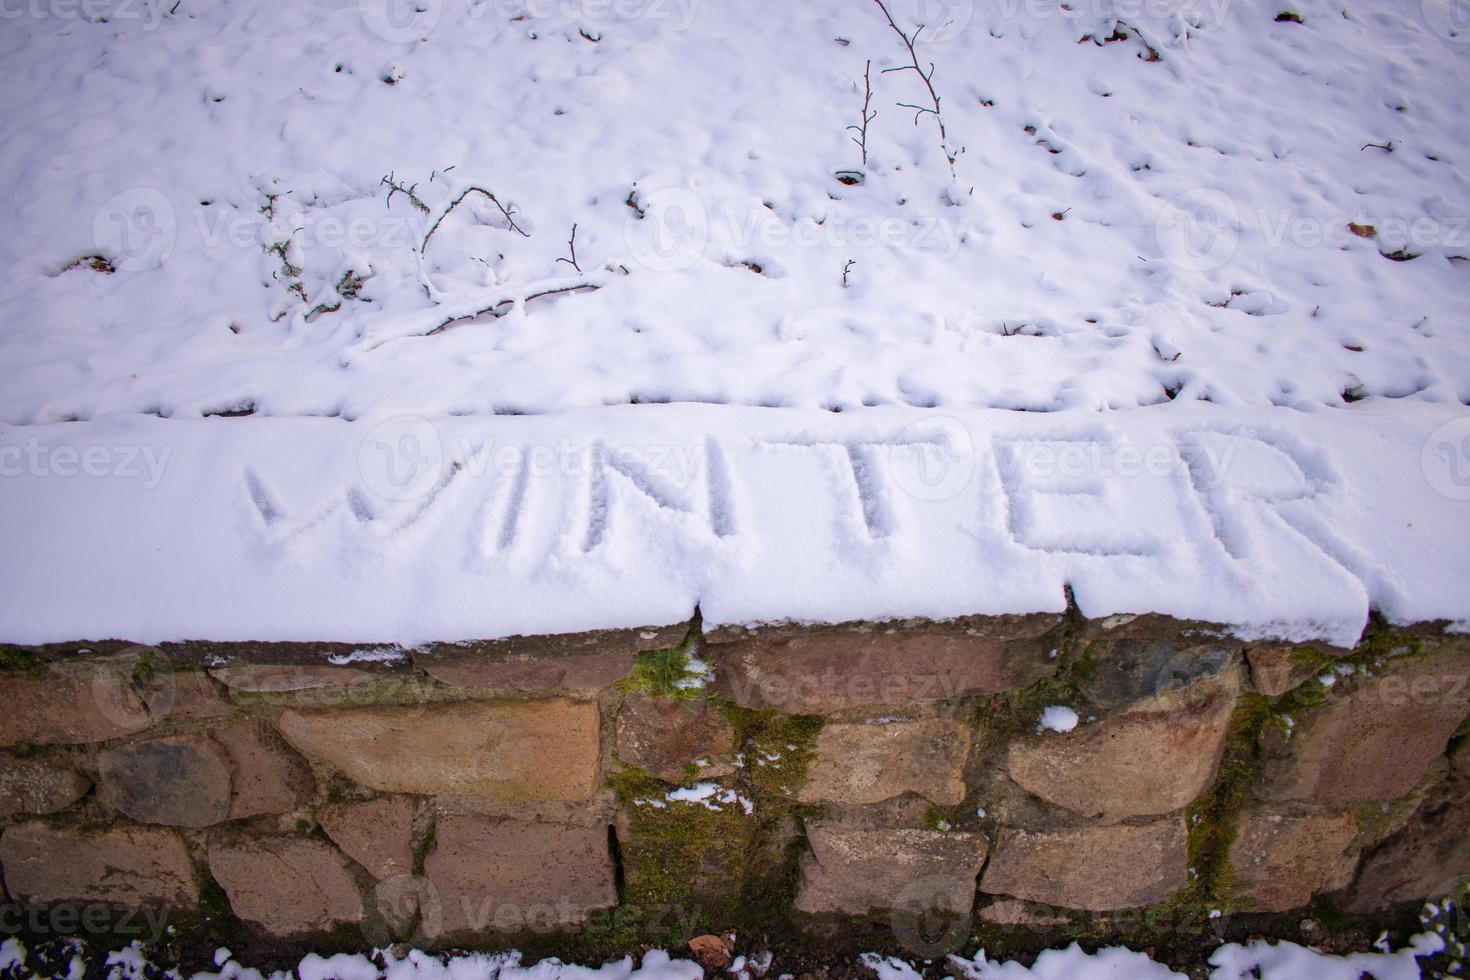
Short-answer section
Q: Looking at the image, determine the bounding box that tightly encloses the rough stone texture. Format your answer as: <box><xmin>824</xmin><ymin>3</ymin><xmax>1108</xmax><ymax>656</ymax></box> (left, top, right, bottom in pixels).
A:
<box><xmin>1246</xmin><ymin>645</ymin><xmax>1324</xmax><ymax>697</ymax></box>
<box><xmin>278</xmin><ymin>699</ymin><xmax>600</xmax><ymax>801</ymax></box>
<box><xmin>1258</xmin><ymin>648</ymin><xmax>1470</xmax><ymax>803</ymax></box>
<box><xmin>419</xmin><ymin>650</ymin><xmax>633</xmax><ymax>693</ymax></box>
<box><xmin>212</xmin><ymin>719</ymin><xmax>313</xmax><ymax>819</ymax></box>
<box><xmin>415</xmin><ymin>625</ymin><xmax>685</xmax><ymax>693</ymax></box>
<box><xmin>615</xmin><ymin>695</ymin><xmax>735</xmax><ymax>782</ymax></box>
<box><xmin>143</xmin><ymin>669</ymin><xmax>233</xmax><ymax>719</ymax></box>
<box><xmin>980</xmin><ymin>818</ymin><xmax>1189</xmax><ymax>911</ymax></box>
<box><xmin>209</xmin><ymin>664</ymin><xmax>380</xmax><ymax>692</ymax></box>
<box><xmin>979</xmin><ymin>899</ymin><xmax>1071</xmax><ymax>928</ymax></box>
<box><xmin>98</xmin><ymin>733</ymin><xmax>232</xmax><ymax>828</ymax></box>
<box><xmin>1006</xmin><ymin>679</ymin><xmax>1236</xmax><ymax>820</ymax></box>
<box><xmin>1228</xmin><ymin>809</ymin><xmax>1358</xmax><ymax>912</ymax></box>
<box><xmin>793</xmin><ymin>823</ymin><xmax>987</xmax><ymax>915</ymax></box>
<box><xmin>1341</xmin><ymin>747</ymin><xmax>1470</xmax><ymax>912</ymax></box>
<box><xmin>0</xmin><ymin>663</ymin><xmax>150</xmax><ymax>745</ymax></box>
<box><xmin>799</xmin><ymin>718</ymin><xmax>970</xmax><ymax>805</ymax></box>
<box><xmin>0</xmin><ymin>821</ymin><xmax>198</xmax><ymax>907</ymax></box>
<box><xmin>209</xmin><ymin>836</ymin><xmax>364</xmax><ymax>936</ymax></box>
<box><xmin>1078</xmin><ymin>638</ymin><xmax>1238</xmax><ymax>711</ymax></box>
<box><xmin>320</xmin><ymin>795</ymin><xmax>417</xmax><ymax>880</ymax></box>
<box><xmin>422</xmin><ymin>815</ymin><xmax>616</xmax><ymax>938</ymax></box>
<box><xmin>0</xmin><ymin>756</ymin><xmax>90</xmax><ymax>818</ymax></box>
<box><xmin>713</xmin><ymin>617</ymin><xmax>1060</xmax><ymax>713</ymax></box>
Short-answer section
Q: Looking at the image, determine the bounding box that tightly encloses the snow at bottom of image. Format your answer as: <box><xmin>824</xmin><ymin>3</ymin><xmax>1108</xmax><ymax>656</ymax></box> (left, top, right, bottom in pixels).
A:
<box><xmin>0</xmin><ymin>930</ymin><xmax>1454</xmax><ymax>980</ymax></box>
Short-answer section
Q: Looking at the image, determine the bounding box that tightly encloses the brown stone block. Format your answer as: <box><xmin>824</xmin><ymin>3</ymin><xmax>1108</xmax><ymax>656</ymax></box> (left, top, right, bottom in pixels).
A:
<box><xmin>799</xmin><ymin>718</ymin><xmax>970</xmax><ymax>806</ymax></box>
<box><xmin>1006</xmin><ymin>678</ymin><xmax>1236</xmax><ymax>820</ymax></box>
<box><xmin>97</xmin><ymin>734</ymin><xmax>232</xmax><ymax>828</ymax></box>
<box><xmin>1</xmin><ymin>821</ymin><xmax>198</xmax><ymax>908</ymax></box>
<box><xmin>1228</xmin><ymin>808</ymin><xmax>1358</xmax><ymax>912</ymax></box>
<box><xmin>713</xmin><ymin>618</ymin><xmax>1060</xmax><ymax>713</ymax></box>
<box><xmin>0</xmin><ymin>663</ymin><xmax>150</xmax><ymax>746</ymax></box>
<box><xmin>615</xmin><ymin>694</ymin><xmax>735</xmax><ymax>782</ymax></box>
<box><xmin>208</xmin><ymin>835</ymin><xmax>363</xmax><ymax>936</ymax></box>
<box><xmin>980</xmin><ymin>818</ymin><xmax>1188</xmax><ymax>911</ymax></box>
<box><xmin>421</xmin><ymin>815</ymin><xmax>615</xmax><ymax>939</ymax></box>
<box><xmin>794</xmin><ymin>822</ymin><xmax>987</xmax><ymax>916</ymax></box>
<box><xmin>0</xmin><ymin>757</ymin><xmax>90</xmax><ymax>819</ymax></box>
<box><xmin>1258</xmin><ymin>649</ymin><xmax>1470</xmax><ymax>803</ymax></box>
<box><xmin>321</xmin><ymin>795</ymin><xmax>418</xmax><ymax>880</ymax></box>
<box><xmin>278</xmin><ymin>699</ymin><xmax>600</xmax><ymax>801</ymax></box>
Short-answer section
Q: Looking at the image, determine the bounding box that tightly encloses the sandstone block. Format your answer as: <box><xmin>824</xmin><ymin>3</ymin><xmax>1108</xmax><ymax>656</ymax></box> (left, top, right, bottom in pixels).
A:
<box><xmin>1</xmin><ymin>821</ymin><xmax>198</xmax><ymax>907</ymax></box>
<box><xmin>212</xmin><ymin>719</ymin><xmax>313</xmax><ymax>819</ymax></box>
<box><xmin>0</xmin><ymin>664</ymin><xmax>149</xmax><ymax>745</ymax></box>
<box><xmin>1258</xmin><ymin>649</ymin><xmax>1470</xmax><ymax>803</ymax></box>
<box><xmin>419</xmin><ymin>650</ymin><xmax>633</xmax><ymax>693</ymax></box>
<box><xmin>0</xmin><ymin>757</ymin><xmax>90</xmax><ymax>818</ymax></box>
<box><xmin>615</xmin><ymin>695</ymin><xmax>735</xmax><ymax>782</ymax></box>
<box><xmin>277</xmin><ymin>699</ymin><xmax>600</xmax><ymax>801</ymax></box>
<box><xmin>209</xmin><ymin>836</ymin><xmax>363</xmax><ymax>936</ymax></box>
<box><xmin>98</xmin><ymin>734</ymin><xmax>232</xmax><ymax>828</ymax></box>
<box><xmin>794</xmin><ymin>822</ymin><xmax>987</xmax><ymax>915</ymax></box>
<box><xmin>980</xmin><ymin>818</ymin><xmax>1188</xmax><ymax>911</ymax></box>
<box><xmin>1006</xmin><ymin>682</ymin><xmax>1236</xmax><ymax>820</ymax></box>
<box><xmin>798</xmin><ymin>718</ymin><xmax>970</xmax><ymax>806</ymax></box>
<box><xmin>1078</xmin><ymin>638</ymin><xmax>1237</xmax><ymax>710</ymax></box>
<box><xmin>414</xmin><ymin>626</ymin><xmax>684</xmax><ymax>693</ymax></box>
<box><xmin>1341</xmin><ymin>758</ymin><xmax>1470</xmax><ymax>913</ymax></box>
<box><xmin>1246</xmin><ymin>645</ymin><xmax>1324</xmax><ymax>697</ymax></box>
<box><xmin>1228</xmin><ymin>808</ymin><xmax>1358</xmax><ymax>912</ymax></box>
<box><xmin>714</xmin><ymin>620</ymin><xmax>1058</xmax><ymax>713</ymax></box>
<box><xmin>143</xmin><ymin>669</ymin><xmax>233</xmax><ymax>720</ymax></box>
<box><xmin>422</xmin><ymin>815</ymin><xmax>615</xmax><ymax>938</ymax></box>
<box><xmin>209</xmin><ymin>664</ymin><xmax>380</xmax><ymax>693</ymax></box>
<box><xmin>321</xmin><ymin>795</ymin><xmax>417</xmax><ymax>880</ymax></box>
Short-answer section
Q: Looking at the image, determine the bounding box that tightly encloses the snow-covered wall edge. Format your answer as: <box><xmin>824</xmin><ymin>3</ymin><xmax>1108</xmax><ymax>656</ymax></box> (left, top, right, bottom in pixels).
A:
<box><xmin>2</xmin><ymin>403</ymin><xmax>1468</xmax><ymax>647</ymax></box>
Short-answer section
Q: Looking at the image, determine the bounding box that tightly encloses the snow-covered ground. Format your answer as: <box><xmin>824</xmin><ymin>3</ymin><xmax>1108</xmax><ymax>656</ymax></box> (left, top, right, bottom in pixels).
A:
<box><xmin>0</xmin><ymin>0</ymin><xmax>1467</xmax><ymax>642</ymax></box>
<box><xmin>0</xmin><ymin>930</ymin><xmax>1454</xmax><ymax>980</ymax></box>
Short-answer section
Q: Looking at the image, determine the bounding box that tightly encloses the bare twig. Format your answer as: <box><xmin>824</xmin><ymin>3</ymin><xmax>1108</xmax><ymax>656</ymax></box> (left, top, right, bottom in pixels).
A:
<box><xmin>1361</xmin><ymin>140</ymin><xmax>1395</xmax><ymax>152</ymax></box>
<box><xmin>556</xmin><ymin>223</ymin><xmax>583</xmax><ymax>273</ymax></box>
<box><xmin>843</xmin><ymin>258</ymin><xmax>856</xmax><ymax>287</ymax></box>
<box><xmin>422</xmin><ymin>186</ymin><xmax>530</xmax><ymax>251</ymax></box>
<box><xmin>381</xmin><ymin>173</ymin><xmax>430</xmax><ymax>214</ymax></box>
<box><xmin>872</xmin><ymin>0</ymin><xmax>957</xmax><ymax>177</ymax></box>
<box><xmin>425</xmin><ymin>282</ymin><xmax>601</xmax><ymax>336</ymax></box>
<box><xmin>846</xmin><ymin>60</ymin><xmax>877</xmax><ymax>168</ymax></box>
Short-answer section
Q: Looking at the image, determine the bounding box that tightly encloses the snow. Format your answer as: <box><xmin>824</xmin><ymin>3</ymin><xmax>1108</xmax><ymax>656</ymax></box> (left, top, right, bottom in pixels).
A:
<box><xmin>0</xmin><ymin>0</ymin><xmax>1467</xmax><ymax>644</ymax></box>
<box><xmin>1</xmin><ymin>401</ymin><xmax>1469</xmax><ymax>644</ymax></box>
<box><xmin>1037</xmin><ymin>705</ymin><xmax>1080</xmax><ymax>733</ymax></box>
<box><xmin>662</xmin><ymin>781</ymin><xmax>755</xmax><ymax>815</ymax></box>
<box><xmin>0</xmin><ymin>936</ymin><xmax>1450</xmax><ymax>980</ymax></box>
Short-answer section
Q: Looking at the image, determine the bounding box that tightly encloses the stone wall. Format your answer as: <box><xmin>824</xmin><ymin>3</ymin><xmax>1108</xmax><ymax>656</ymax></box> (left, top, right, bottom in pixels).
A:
<box><xmin>0</xmin><ymin>614</ymin><xmax>1466</xmax><ymax>960</ymax></box>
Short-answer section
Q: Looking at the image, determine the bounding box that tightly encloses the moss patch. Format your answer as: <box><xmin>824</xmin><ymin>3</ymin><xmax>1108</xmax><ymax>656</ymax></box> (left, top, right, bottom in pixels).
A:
<box><xmin>618</xmin><ymin>617</ymin><xmax>709</xmax><ymax>701</ymax></box>
<box><xmin>0</xmin><ymin>646</ymin><xmax>41</xmax><ymax>672</ymax></box>
<box><xmin>607</xmin><ymin>766</ymin><xmax>753</xmax><ymax>941</ymax></box>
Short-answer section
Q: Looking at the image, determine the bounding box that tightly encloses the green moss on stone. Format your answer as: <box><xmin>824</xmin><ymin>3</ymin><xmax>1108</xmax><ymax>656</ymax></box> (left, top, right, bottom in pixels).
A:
<box><xmin>619</xmin><ymin>617</ymin><xmax>709</xmax><ymax>702</ymax></box>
